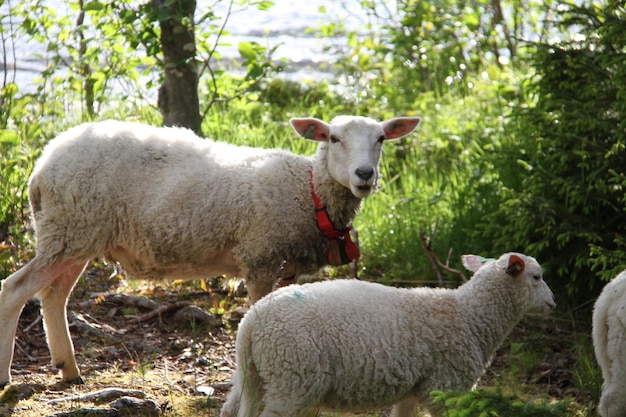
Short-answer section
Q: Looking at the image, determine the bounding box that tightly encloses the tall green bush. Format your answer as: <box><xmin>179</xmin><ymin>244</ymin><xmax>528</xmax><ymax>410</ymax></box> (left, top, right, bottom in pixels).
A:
<box><xmin>317</xmin><ymin>0</ymin><xmax>556</xmax><ymax>284</ymax></box>
<box><xmin>355</xmin><ymin>67</ymin><xmax>523</xmax><ymax>283</ymax></box>
<box><xmin>477</xmin><ymin>0</ymin><xmax>626</xmax><ymax>302</ymax></box>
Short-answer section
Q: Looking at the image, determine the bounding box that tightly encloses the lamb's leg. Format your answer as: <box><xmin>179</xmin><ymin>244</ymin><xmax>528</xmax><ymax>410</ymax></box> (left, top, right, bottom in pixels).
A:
<box><xmin>391</xmin><ymin>396</ymin><xmax>420</xmax><ymax>417</ymax></box>
<box><xmin>598</xmin><ymin>386</ymin><xmax>626</xmax><ymax>417</ymax></box>
<box><xmin>258</xmin><ymin>401</ymin><xmax>309</xmax><ymax>417</ymax></box>
<box><xmin>221</xmin><ymin>357</ymin><xmax>263</xmax><ymax>417</ymax></box>
<box><xmin>37</xmin><ymin>259</ymin><xmax>87</xmax><ymax>383</ymax></box>
<box><xmin>220</xmin><ymin>387</ymin><xmax>241</xmax><ymax>417</ymax></box>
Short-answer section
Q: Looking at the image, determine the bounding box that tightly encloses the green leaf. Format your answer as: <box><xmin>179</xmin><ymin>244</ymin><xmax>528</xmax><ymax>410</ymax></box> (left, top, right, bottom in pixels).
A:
<box><xmin>238</xmin><ymin>41</ymin><xmax>257</xmax><ymax>61</ymax></box>
<box><xmin>83</xmin><ymin>1</ymin><xmax>103</xmax><ymax>11</ymax></box>
<box><xmin>247</xmin><ymin>64</ymin><xmax>264</xmax><ymax>79</ymax></box>
<box><xmin>253</xmin><ymin>1</ymin><xmax>274</xmax><ymax>11</ymax></box>
<box><xmin>0</xmin><ymin>131</ymin><xmax>20</xmax><ymax>145</ymax></box>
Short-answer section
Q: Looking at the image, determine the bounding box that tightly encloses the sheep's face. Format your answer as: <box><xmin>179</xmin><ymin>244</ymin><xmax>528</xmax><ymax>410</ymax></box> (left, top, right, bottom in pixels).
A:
<box><xmin>496</xmin><ymin>253</ymin><xmax>556</xmax><ymax>315</ymax></box>
<box><xmin>464</xmin><ymin>253</ymin><xmax>556</xmax><ymax>315</ymax></box>
<box><xmin>290</xmin><ymin>115</ymin><xmax>421</xmax><ymax>198</ymax></box>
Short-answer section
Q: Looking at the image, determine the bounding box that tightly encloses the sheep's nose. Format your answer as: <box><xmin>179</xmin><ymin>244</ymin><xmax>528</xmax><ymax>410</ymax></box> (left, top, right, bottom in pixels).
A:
<box><xmin>548</xmin><ymin>296</ymin><xmax>556</xmax><ymax>310</ymax></box>
<box><xmin>355</xmin><ymin>167</ymin><xmax>374</xmax><ymax>181</ymax></box>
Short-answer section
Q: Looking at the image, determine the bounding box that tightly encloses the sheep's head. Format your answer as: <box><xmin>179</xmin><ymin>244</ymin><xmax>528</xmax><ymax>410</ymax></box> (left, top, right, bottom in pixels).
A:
<box><xmin>290</xmin><ymin>115</ymin><xmax>421</xmax><ymax>198</ymax></box>
<box><xmin>463</xmin><ymin>252</ymin><xmax>556</xmax><ymax>315</ymax></box>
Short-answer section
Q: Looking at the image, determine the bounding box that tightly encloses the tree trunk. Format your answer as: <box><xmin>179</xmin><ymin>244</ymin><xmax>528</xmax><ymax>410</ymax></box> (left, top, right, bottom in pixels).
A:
<box><xmin>491</xmin><ymin>0</ymin><xmax>516</xmax><ymax>60</ymax></box>
<box><xmin>76</xmin><ymin>0</ymin><xmax>95</xmax><ymax>119</ymax></box>
<box><xmin>152</xmin><ymin>0</ymin><xmax>202</xmax><ymax>136</ymax></box>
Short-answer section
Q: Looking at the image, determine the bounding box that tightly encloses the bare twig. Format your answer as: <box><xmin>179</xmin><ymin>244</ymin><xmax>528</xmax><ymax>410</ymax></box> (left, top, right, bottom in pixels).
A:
<box><xmin>23</xmin><ymin>313</ymin><xmax>42</xmax><ymax>333</ymax></box>
<box><xmin>200</xmin><ymin>0</ymin><xmax>237</xmax><ymax>118</ymax></box>
<box><xmin>419</xmin><ymin>224</ymin><xmax>467</xmax><ymax>286</ymax></box>
<box><xmin>47</xmin><ymin>387</ymin><xmax>146</xmax><ymax>404</ymax></box>
<box><xmin>129</xmin><ymin>300</ymin><xmax>192</xmax><ymax>324</ymax></box>
<box><xmin>46</xmin><ymin>408</ymin><xmax>117</xmax><ymax>417</ymax></box>
<box><xmin>107</xmin><ymin>293</ymin><xmax>160</xmax><ymax>310</ymax></box>
<box><xmin>420</xmin><ymin>230</ymin><xmax>445</xmax><ymax>286</ymax></box>
<box><xmin>68</xmin><ymin>313</ymin><xmax>120</xmax><ymax>343</ymax></box>
<box><xmin>14</xmin><ymin>339</ymin><xmax>38</xmax><ymax>362</ymax></box>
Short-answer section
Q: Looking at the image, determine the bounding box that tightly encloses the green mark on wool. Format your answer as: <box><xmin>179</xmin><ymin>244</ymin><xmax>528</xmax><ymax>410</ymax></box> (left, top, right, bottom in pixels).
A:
<box><xmin>289</xmin><ymin>290</ymin><xmax>305</xmax><ymax>300</ymax></box>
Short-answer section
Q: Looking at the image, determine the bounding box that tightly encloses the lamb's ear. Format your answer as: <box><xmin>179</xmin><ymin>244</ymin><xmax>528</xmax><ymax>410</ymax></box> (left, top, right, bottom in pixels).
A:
<box><xmin>462</xmin><ymin>255</ymin><xmax>491</xmax><ymax>273</ymax></box>
<box><xmin>290</xmin><ymin>118</ymin><xmax>330</xmax><ymax>141</ymax></box>
<box><xmin>505</xmin><ymin>254</ymin><xmax>525</xmax><ymax>277</ymax></box>
<box><xmin>381</xmin><ymin>117</ymin><xmax>421</xmax><ymax>140</ymax></box>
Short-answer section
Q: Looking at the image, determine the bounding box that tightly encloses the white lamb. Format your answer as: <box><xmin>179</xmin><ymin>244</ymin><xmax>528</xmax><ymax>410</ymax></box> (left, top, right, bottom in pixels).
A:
<box><xmin>593</xmin><ymin>270</ymin><xmax>626</xmax><ymax>417</ymax></box>
<box><xmin>0</xmin><ymin>115</ymin><xmax>421</xmax><ymax>387</ymax></box>
<box><xmin>221</xmin><ymin>252</ymin><xmax>556</xmax><ymax>417</ymax></box>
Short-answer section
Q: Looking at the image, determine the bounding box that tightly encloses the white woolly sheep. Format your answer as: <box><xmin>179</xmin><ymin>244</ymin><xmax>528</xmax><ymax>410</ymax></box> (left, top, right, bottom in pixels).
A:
<box><xmin>220</xmin><ymin>252</ymin><xmax>556</xmax><ymax>417</ymax></box>
<box><xmin>593</xmin><ymin>269</ymin><xmax>626</xmax><ymax>417</ymax></box>
<box><xmin>0</xmin><ymin>115</ymin><xmax>421</xmax><ymax>387</ymax></box>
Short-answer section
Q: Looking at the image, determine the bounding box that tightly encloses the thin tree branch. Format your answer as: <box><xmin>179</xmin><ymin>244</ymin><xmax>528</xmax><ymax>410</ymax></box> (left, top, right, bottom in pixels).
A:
<box><xmin>419</xmin><ymin>223</ymin><xmax>467</xmax><ymax>286</ymax></box>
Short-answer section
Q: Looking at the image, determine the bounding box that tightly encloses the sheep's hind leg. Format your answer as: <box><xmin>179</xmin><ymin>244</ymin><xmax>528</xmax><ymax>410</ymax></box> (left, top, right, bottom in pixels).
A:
<box><xmin>221</xmin><ymin>389</ymin><xmax>262</xmax><ymax>417</ymax></box>
<box><xmin>37</xmin><ymin>259</ymin><xmax>88</xmax><ymax>383</ymax></box>
<box><xmin>0</xmin><ymin>259</ymin><xmax>83</xmax><ymax>387</ymax></box>
<box><xmin>221</xmin><ymin>357</ymin><xmax>263</xmax><ymax>417</ymax></box>
<box><xmin>0</xmin><ymin>263</ymin><xmax>40</xmax><ymax>387</ymax></box>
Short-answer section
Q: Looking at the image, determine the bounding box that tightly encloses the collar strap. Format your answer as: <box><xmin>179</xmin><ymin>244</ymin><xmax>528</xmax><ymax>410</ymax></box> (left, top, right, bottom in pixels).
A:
<box><xmin>310</xmin><ymin>169</ymin><xmax>360</xmax><ymax>265</ymax></box>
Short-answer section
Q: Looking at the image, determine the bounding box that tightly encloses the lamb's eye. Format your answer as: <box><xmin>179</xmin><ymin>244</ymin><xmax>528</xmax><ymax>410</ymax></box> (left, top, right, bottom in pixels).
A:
<box><xmin>533</xmin><ymin>274</ymin><xmax>541</xmax><ymax>281</ymax></box>
<box><xmin>377</xmin><ymin>135</ymin><xmax>385</xmax><ymax>143</ymax></box>
<box><xmin>330</xmin><ymin>135</ymin><xmax>339</xmax><ymax>143</ymax></box>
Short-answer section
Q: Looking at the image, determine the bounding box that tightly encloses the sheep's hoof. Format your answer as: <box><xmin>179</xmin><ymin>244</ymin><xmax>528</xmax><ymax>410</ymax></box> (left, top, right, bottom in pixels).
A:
<box><xmin>64</xmin><ymin>376</ymin><xmax>85</xmax><ymax>385</ymax></box>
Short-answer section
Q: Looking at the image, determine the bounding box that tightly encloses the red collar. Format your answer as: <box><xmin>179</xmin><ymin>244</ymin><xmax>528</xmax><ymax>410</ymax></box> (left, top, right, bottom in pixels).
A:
<box><xmin>310</xmin><ymin>170</ymin><xmax>360</xmax><ymax>265</ymax></box>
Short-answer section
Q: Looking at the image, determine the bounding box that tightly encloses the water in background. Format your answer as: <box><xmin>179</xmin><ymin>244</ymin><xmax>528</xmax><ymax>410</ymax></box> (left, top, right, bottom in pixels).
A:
<box><xmin>1</xmin><ymin>0</ymin><xmax>380</xmax><ymax>94</ymax></box>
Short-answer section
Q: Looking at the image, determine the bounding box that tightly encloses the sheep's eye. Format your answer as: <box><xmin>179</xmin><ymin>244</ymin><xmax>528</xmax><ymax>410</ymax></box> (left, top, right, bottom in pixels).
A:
<box><xmin>533</xmin><ymin>274</ymin><xmax>541</xmax><ymax>281</ymax></box>
<box><xmin>330</xmin><ymin>135</ymin><xmax>340</xmax><ymax>143</ymax></box>
<box><xmin>377</xmin><ymin>135</ymin><xmax>386</xmax><ymax>143</ymax></box>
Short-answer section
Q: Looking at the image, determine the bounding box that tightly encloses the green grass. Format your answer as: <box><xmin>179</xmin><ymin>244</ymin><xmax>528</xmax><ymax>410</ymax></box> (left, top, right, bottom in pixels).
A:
<box><xmin>431</xmin><ymin>387</ymin><xmax>575</xmax><ymax>417</ymax></box>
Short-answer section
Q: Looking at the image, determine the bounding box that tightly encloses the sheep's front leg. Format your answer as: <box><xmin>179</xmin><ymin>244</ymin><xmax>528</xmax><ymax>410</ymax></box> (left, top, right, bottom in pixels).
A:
<box><xmin>245</xmin><ymin>270</ymin><xmax>285</xmax><ymax>303</ymax></box>
<box><xmin>246</xmin><ymin>280</ymin><xmax>275</xmax><ymax>304</ymax></box>
<box><xmin>245</xmin><ymin>264</ymin><xmax>300</xmax><ymax>303</ymax></box>
<box><xmin>391</xmin><ymin>396</ymin><xmax>420</xmax><ymax>417</ymax></box>
<box><xmin>37</xmin><ymin>259</ymin><xmax>87</xmax><ymax>383</ymax></box>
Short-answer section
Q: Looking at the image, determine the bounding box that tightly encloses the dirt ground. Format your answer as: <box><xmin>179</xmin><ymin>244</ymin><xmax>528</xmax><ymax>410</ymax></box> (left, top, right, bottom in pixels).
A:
<box><xmin>0</xmin><ymin>264</ymin><xmax>598</xmax><ymax>417</ymax></box>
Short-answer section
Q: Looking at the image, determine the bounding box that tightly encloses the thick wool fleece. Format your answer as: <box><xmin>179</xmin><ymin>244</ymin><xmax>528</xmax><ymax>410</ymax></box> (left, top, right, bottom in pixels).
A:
<box><xmin>29</xmin><ymin>121</ymin><xmax>352</xmax><ymax>298</ymax></box>
<box><xmin>222</xmin><ymin>253</ymin><xmax>555</xmax><ymax>417</ymax></box>
<box><xmin>593</xmin><ymin>270</ymin><xmax>626</xmax><ymax>417</ymax></box>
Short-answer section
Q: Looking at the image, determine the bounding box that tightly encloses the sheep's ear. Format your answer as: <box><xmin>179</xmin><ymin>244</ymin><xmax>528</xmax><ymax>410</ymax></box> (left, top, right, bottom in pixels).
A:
<box><xmin>381</xmin><ymin>117</ymin><xmax>421</xmax><ymax>140</ymax></box>
<box><xmin>462</xmin><ymin>255</ymin><xmax>492</xmax><ymax>273</ymax></box>
<box><xmin>505</xmin><ymin>254</ymin><xmax>525</xmax><ymax>277</ymax></box>
<box><xmin>290</xmin><ymin>118</ymin><xmax>330</xmax><ymax>141</ymax></box>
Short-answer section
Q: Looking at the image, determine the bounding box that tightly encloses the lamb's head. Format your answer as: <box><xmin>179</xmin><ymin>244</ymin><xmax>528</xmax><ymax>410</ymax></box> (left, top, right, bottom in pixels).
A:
<box><xmin>290</xmin><ymin>115</ymin><xmax>421</xmax><ymax>198</ymax></box>
<box><xmin>463</xmin><ymin>252</ymin><xmax>556</xmax><ymax>315</ymax></box>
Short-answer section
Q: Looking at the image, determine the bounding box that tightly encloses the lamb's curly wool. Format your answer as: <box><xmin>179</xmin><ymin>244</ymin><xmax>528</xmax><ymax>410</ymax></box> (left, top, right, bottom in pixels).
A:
<box><xmin>593</xmin><ymin>270</ymin><xmax>626</xmax><ymax>417</ymax></box>
<box><xmin>221</xmin><ymin>252</ymin><xmax>556</xmax><ymax>417</ymax></box>
<box><xmin>0</xmin><ymin>115</ymin><xmax>420</xmax><ymax>387</ymax></box>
